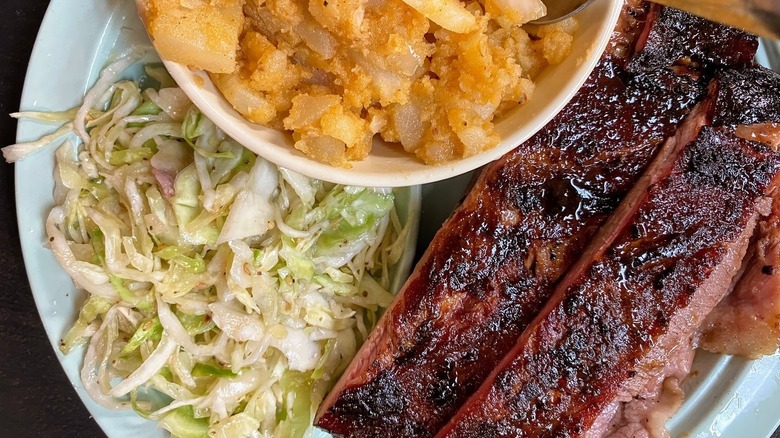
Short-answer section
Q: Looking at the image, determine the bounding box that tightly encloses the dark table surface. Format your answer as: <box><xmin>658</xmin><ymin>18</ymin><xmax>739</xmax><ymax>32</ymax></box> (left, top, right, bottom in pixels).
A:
<box><xmin>0</xmin><ymin>1</ymin><xmax>779</xmax><ymax>437</ymax></box>
<box><xmin>0</xmin><ymin>3</ymin><xmax>105</xmax><ymax>436</ymax></box>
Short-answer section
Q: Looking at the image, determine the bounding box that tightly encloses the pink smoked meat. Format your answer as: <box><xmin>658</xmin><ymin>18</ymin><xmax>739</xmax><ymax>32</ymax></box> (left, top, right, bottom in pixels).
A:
<box><xmin>700</xmin><ymin>67</ymin><xmax>780</xmax><ymax>358</ymax></box>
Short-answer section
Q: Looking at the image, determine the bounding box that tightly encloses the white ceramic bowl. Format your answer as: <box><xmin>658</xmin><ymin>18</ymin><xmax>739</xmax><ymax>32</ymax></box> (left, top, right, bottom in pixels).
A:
<box><xmin>164</xmin><ymin>0</ymin><xmax>623</xmax><ymax>187</ymax></box>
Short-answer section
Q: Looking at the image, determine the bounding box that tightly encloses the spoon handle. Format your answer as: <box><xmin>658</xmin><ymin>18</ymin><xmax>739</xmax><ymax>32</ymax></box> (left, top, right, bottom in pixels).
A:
<box><xmin>651</xmin><ymin>0</ymin><xmax>780</xmax><ymax>40</ymax></box>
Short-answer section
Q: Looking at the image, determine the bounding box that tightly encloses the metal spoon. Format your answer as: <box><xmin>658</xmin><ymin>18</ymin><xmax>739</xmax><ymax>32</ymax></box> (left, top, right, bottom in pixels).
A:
<box><xmin>530</xmin><ymin>0</ymin><xmax>596</xmax><ymax>25</ymax></box>
<box><xmin>530</xmin><ymin>0</ymin><xmax>780</xmax><ymax>40</ymax></box>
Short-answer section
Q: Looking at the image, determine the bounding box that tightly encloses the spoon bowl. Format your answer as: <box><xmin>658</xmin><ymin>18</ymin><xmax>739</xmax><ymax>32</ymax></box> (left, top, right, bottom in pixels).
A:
<box><xmin>534</xmin><ymin>0</ymin><xmax>780</xmax><ymax>38</ymax></box>
<box><xmin>531</xmin><ymin>0</ymin><xmax>597</xmax><ymax>25</ymax></box>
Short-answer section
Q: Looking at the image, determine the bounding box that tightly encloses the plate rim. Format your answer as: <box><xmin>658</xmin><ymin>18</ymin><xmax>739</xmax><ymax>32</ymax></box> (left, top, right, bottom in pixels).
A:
<box><xmin>13</xmin><ymin>1</ymin><xmax>780</xmax><ymax>438</ymax></box>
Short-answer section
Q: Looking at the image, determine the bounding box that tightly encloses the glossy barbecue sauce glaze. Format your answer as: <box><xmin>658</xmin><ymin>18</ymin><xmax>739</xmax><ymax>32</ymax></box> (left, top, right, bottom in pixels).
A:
<box><xmin>316</xmin><ymin>3</ymin><xmax>758</xmax><ymax>437</ymax></box>
<box><xmin>438</xmin><ymin>127</ymin><xmax>780</xmax><ymax>438</ymax></box>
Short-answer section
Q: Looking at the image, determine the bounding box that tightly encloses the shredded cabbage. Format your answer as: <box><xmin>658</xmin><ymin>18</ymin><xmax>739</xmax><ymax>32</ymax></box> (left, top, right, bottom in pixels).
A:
<box><xmin>5</xmin><ymin>54</ymin><xmax>411</xmax><ymax>438</ymax></box>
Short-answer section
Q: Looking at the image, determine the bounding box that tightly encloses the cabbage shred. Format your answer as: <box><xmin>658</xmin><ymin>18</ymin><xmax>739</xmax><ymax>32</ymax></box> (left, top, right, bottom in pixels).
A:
<box><xmin>5</xmin><ymin>55</ymin><xmax>408</xmax><ymax>438</ymax></box>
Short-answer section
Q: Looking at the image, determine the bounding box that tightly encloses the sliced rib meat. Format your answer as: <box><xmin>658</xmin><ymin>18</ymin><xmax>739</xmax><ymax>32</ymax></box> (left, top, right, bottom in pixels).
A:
<box><xmin>436</xmin><ymin>127</ymin><xmax>780</xmax><ymax>438</ymax></box>
<box><xmin>601</xmin><ymin>335</ymin><xmax>695</xmax><ymax>438</ymax></box>
<box><xmin>628</xmin><ymin>5</ymin><xmax>757</xmax><ymax>73</ymax></box>
<box><xmin>699</xmin><ymin>67</ymin><xmax>780</xmax><ymax>358</ymax></box>
<box><xmin>700</xmin><ymin>198</ymin><xmax>780</xmax><ymax>359</ymax></box>
<box><xmin>588</xmin><ymin>64</ymin><xmax>780</xmax><ymax>438</ymax></box>
<box><xmin>315</xmin><ymin>4</ymin><xmax>760</xmax><ymax>437</ymax></box>
<box><xmin>315</xmin><ymin>3</ymin><xmax>702</xmax><ymax>436</ymax></box>
<box><xmin>711</xmin><ymin>67</ymin><xmax>780</xmax><ymax>128</ymax></box>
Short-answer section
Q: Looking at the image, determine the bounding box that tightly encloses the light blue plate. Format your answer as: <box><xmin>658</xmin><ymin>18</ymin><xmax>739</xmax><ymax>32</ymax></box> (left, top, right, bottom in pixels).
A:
<box><xmin>14</xmin><ymin>1</ymin><xmax>419</xmax><ymax>437</ymax></box>
<box><xmin>14</xmin><ymin>0</ymin><xmax>780</xmax><ymax>437</ymax></box>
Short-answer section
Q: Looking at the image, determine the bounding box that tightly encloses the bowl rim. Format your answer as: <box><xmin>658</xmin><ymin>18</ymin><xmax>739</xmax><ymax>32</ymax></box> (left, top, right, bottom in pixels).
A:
<box><xmin>164</xmin><ymin>0</ymin><xmax>623</xmax><ymax>187</ymax></box>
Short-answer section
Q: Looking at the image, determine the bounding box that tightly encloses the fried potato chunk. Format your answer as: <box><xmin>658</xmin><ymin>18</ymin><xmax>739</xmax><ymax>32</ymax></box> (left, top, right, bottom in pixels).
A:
<box><xmin>139</xmin><ymin>0</ymin><xmax>245</xmax><ymax>73</ymax></box>
<box><xmin>399</xmin><ymin>0</ymin><xmax>478</xmax><ymax>33</ymax></box>
<box><xmin>483</xmin><ymin>0</ymin><xmax>547</xmax><ymax>26</ymax></box>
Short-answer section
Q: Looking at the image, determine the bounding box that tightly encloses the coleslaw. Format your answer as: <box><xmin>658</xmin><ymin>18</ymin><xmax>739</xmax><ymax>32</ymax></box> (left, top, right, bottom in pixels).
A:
<box><xmin>4</xmin><ymin>50</ymin><xmax>413</xmax><ymax>438</ymax></box>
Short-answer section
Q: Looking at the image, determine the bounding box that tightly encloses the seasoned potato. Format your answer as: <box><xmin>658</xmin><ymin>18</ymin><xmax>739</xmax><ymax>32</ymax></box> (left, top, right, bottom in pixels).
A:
<box><xmin>141</xmin><ymin>0</ymin><xmax>577</xmax><ymax>166</ymax></box>
<box><xmin>484</xmin><ymin>0</ymin><xmax>547</xmax><ymax>25</ymax></box>
<box><xmin>210</xmin><ymin>72</ymin><xmax>276</xmax><ymax>125</ymax></box>
<box><xmin>399</xmin><ymin>0</ymin><xmax>477</xmax><ymax>33</ymax></box>
<box><xmin>284</xmin><ymin>94</ymin><xmax>372</xmax><ymax>167</ymax></box>
<box><xmin>138</xmin><ymin>0</ymin><xmax>245</xmax><ymax>74</ymax></box>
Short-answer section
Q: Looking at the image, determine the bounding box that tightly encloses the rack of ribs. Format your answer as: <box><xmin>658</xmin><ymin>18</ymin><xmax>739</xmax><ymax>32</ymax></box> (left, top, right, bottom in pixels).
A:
<box><xmin>315</xmin><ymin>2</ymin><xmax>760</xmax><ymax>436</ymax></box>
<box><xmin>437</xmin><ymin>124</ymin><xmax>780</xmax><ymax>438</ymax></box>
